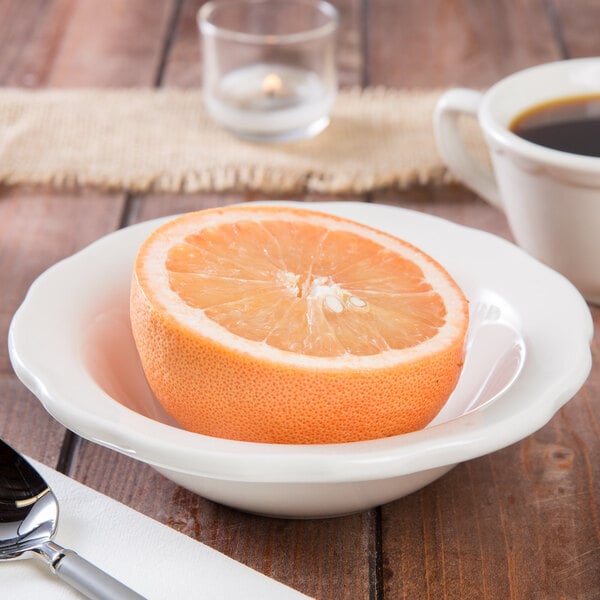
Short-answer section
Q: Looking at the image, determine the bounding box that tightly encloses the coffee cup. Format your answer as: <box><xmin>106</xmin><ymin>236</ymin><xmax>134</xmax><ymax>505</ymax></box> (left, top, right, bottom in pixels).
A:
<box><xmin>434</xmin><ymin>58</ymin><xmax>600</xmax><ymax>304</ymax></box>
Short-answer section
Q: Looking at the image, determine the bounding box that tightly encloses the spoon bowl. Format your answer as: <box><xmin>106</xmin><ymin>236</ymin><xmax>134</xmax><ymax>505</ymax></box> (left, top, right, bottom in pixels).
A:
<box><xmin>0</xmin><ymin>444</ymin><xmax>55</xmax><ymax>560</ymax></box>
<box><xmin>0</xmin><ymin>438</ymin><xmax>145</xmax><ymax>599</ymax></box>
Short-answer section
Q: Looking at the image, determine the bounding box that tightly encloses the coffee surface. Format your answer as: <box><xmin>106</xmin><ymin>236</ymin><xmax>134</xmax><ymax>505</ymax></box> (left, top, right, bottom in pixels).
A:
<box><xmin>510</xmin><ymin>94</ymin><xmax>600</xmax><ymax>157</ymax></box>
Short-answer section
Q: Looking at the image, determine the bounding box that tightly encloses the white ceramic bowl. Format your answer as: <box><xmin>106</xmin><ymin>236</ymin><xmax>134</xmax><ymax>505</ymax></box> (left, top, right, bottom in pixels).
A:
<box><xmin>8</xmin><ymin>202</ymin><xmax>593</xmax><ymax>518</ymax></box>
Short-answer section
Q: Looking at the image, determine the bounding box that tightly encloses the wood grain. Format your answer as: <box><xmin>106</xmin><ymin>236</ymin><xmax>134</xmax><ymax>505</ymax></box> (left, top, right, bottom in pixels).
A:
<box><xmin>379</xmin><ymin>385</ymin><xmax>600</xmax><ymax>599</ymax></box>
<box><xmin>47</xmin><ymin>0</ymin><xmax>177</xmax><ymax>87</ymax></box>
<box><xmin>367</xmin><ymin>0</ymin><xmax>563</xmax><ymax>87</ymax></box>
<box><xmin>373</xmin><ymin>185</ymin><xmax>512</xmax><ymax>239</ymax></box>
<box><xmin>0</xmin><ymin>0</ymin><xmax>75</xmax><ymax>87</ymax></box>
<box><xmin>1</xmin><ymin>2</ymin><xmax>600</xmax><ymax>599</ymax></box>
<box><xmin>551</xmin><ymin>0</ymin><xmax>600</xmax><ymax>58</ymax></box>
<box><xmin>0</xmin><ymin>374</ymin><xmax>66</xmax><ymax>464</ymax></box>
<box><xmin>160</xmin><ymin>0</ymin><xmax>201</xmax><ymax>88</ymax></box>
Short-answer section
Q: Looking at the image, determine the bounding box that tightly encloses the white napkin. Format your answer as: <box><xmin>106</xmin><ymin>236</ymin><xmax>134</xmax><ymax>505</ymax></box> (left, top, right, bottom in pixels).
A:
<box><xmin>3</xmin><ymin>461</ymin><xmax>312</xmax><ymax>600</ymax></box>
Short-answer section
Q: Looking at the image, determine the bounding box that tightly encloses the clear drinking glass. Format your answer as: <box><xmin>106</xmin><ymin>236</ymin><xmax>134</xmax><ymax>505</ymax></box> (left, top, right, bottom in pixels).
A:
<box><xmin>198</xmin><ymin>0</ymin><xmax>339</xmax><ymax>143</ymax></box>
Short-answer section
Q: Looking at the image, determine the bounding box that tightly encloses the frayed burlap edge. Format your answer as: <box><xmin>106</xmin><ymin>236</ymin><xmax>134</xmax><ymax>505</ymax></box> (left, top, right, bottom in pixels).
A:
<box><xmin>0</xmin><ymin>87</ymin><xmax>487</xmax><ymax>195</ymax></box>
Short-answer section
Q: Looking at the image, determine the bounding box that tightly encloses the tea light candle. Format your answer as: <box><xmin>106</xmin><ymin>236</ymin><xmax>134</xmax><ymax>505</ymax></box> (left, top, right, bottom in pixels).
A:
<box><xmin>198</xmin><ymin>0</ymin><xmax>339</xmax><ymax>143</ymax></box>
<box><xmin>204</xmin><ymin>63</ymin><xmax>336</xmax><ymax>141</ymax></box>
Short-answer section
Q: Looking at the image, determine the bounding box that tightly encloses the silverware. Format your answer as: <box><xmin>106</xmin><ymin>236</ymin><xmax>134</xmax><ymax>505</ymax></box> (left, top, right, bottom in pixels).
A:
<box><xmin>0</xmin><ymin>438</ymin><xmax>146</xmax><ymax>600</ymax></box>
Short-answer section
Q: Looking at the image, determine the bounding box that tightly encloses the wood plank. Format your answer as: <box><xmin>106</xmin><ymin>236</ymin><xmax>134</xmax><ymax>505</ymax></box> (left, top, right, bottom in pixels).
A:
<box><xmin>0</xmin><ymin>0</ymin><xmax>177</xmax><ymax>88</ymax></box>
<box><xmin>374</xmin><ymin>185</ymin><xmax>512</xmax><ymax>239</ymax></box>
<box><xmin>0</xmin><ymin>374</ymin><xmax>66</xmax><ymax>464</ymax></box>
<box><xmin>367</xmin><ymin>0</ymin><xmax>562</xmax><ymax>87</ymax></box>
<box><xmin>374</xmin><ymin>188</ymin><xmax>600</xmax><ymax>598</ymax></box>
<box><xmin>125</xmin><ymin>192</ymin><xmax>371</xmax><ymax>223</ymax></box>
<box><xmin>551</xmin><ymin>0</ymin><xmax>600</xmax><ymax>58</ymax></box>
<box><xmin>0</xmin><ymin>0</ymin><xmax>75</xmax><ymax>87</ymax></box>
<box><xmin>159</xmin><ymin>0</ymin><xmax>202</xmax><ymax>88</ymax></box>
<box><xmin>162</xmin><ymin>0</ymin><xmax>364</xmax><ymax>87</ymax></box>
<box><xmin>126</xmin><ymin>191</ymin><xmax>247</xmax><ymax>222</ymax></box>
<box><xmin>379</xmin><ymin>373</ymin><xmax>600</xmax><ymax>599</ymax></box>
<box><xmin>47</xmin><ymin>0</ymin><xmax>177</xmax><ymax>86</ymax></box>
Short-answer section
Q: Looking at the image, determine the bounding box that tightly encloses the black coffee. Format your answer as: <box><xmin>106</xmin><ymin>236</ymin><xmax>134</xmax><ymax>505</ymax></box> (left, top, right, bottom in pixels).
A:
<box><xmin>510</xmin><ymin>94</ymin><xmax>600</xmax><ymax>157</ymax></box>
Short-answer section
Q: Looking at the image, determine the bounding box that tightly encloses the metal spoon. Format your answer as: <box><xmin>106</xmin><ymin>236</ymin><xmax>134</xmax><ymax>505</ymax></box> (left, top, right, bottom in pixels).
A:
<box><xmin>0</xmin><ymin>438</ymin><xmax>146</xmax><ymax>599</ymax></box>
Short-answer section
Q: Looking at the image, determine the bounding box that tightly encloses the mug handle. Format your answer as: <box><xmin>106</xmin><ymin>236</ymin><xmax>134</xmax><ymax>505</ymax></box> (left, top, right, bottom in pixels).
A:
<box><xmin>433</xmin><ymin>88</ymin><xmax>502</xmax><ymax>211</ymax></box>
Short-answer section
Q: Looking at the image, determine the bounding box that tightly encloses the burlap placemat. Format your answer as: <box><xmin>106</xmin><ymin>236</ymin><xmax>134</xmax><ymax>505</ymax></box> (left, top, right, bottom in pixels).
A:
<box><xmin>0</xmin><ymin>87</ymin><xmax>487</xmax><ymax>195</ymax></box>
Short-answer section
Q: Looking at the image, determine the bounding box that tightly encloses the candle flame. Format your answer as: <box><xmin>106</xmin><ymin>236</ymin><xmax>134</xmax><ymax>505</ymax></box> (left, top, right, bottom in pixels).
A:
<box><xmin>262</xmin><ymin>73</ymin><xmax>283</xmax><ymax>96</ymax></box>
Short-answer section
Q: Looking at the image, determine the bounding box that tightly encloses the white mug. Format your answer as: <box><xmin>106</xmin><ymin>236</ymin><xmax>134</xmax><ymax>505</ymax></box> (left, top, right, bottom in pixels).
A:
<box><xmin>434</xmin><ymin>58</ymin><xmax>600</xmax><ymax>304</ymax></box>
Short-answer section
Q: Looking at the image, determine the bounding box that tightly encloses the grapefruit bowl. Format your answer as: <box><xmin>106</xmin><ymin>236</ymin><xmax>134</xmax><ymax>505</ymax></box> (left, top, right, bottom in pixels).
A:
<box><xmin>8</xmin><ymin>201</ymin><xmax>593</xmax><ymax>518</ymax></box>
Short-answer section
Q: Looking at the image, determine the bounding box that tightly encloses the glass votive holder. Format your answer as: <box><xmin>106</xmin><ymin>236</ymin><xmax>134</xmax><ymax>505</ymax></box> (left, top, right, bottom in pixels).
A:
<box><xmin>198</xmin><ymin>0</ymin><xmax>339</xmax><ymax>143</ymax></box>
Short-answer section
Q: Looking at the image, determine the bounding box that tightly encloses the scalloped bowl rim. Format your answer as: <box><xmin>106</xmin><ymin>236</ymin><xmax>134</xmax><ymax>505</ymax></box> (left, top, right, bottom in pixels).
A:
<box><xmin>8</xmin><ymin>201</ymin><xmax>593</xmax><ymax>484</ymax></box>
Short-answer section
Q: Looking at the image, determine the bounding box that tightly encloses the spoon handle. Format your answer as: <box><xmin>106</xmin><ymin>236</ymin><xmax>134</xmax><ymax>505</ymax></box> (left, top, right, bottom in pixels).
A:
<box><xmin>46</xmin><ymin>544</ymin><xmax>146</xmax><ymax>600</ymax></box>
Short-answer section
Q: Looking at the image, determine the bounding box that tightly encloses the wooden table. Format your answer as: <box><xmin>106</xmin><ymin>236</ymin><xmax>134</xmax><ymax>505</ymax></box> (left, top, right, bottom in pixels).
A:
<box><xmin>1</xmin><ymin>1</ymin><xmax>599</xmax><ymax>598</ymax></box>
